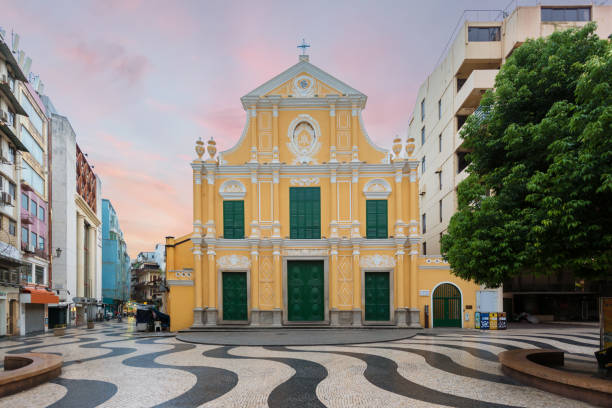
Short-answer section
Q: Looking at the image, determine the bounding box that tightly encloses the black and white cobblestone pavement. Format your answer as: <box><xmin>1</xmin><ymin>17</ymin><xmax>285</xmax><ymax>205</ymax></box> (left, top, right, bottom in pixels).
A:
<box><xmin>0</xmin><ymin>321</ymin><xmax>601</xmax><ymax>407</ymax></box>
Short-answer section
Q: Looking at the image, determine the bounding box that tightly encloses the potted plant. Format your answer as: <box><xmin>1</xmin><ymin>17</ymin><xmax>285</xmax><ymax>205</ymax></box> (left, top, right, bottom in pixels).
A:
<box><xmin>87</xmin><ymin>319</ymin><xmax>95</xmax><ymax>329</ymax></box>
<box><xmin>53</xmin><ymin>324</ymin><xmax>66</xmax><ymax>336</ymax></box>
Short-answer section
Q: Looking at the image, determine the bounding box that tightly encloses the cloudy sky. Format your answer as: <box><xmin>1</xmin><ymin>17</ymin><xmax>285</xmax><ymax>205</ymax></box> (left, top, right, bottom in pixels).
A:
<box><xmin>2</xmin><ymin>0</ymin><xmax>510</xmax><ymax>257</ymax></box>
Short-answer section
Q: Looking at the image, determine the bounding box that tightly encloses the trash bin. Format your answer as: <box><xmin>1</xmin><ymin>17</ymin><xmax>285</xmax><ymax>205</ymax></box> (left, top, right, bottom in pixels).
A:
<box><xmin>490</xmin><ymin>313</ymin><xmax>498</xmax><ymax>330</ymax></box>
<box><xmin>480</xmin><ymin>312</ymin><xmax>489</xmax><ymax>330</ymax></box>
<box><xmin>475</xmin><ymin>312</ymin><xmax>481</xmax><ymax>329</ymax></box>
<box><xmin>498</xmin><ymin>312</ymin><xmax>507</xmax><ymax>330</ymax></box>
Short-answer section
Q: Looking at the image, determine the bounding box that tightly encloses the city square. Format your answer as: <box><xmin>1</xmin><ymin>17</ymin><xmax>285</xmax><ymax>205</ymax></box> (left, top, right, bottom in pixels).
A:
<box><xmin>0</xmin><ymin>321</ymin><xmax>601</xmax><ymax>407</ymax></box>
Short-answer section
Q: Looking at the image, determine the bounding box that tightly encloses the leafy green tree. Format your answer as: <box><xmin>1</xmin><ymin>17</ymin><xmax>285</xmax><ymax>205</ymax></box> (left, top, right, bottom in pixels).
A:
<box><xmin>441</xmin><ymin>23</ymin><xmax>612</xmax><ymax>287</ymax></box>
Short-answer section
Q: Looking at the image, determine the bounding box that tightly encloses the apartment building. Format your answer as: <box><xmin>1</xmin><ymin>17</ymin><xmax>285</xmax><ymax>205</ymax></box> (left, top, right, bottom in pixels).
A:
<box><xmin>408</xmin><ymin>3</ymin><xmax>612</xmax><ymax>319</ymax></box>
<box><xmin>101</xmin><ymin>199</ymin><xmax>130</xmax><ymax>315</ymax></box>
<box><xmin>130</xmin><ymin>251</ymin><xmax>164</xmax><ymax>308</ymax></box>
<box><xmin>0</xmin><ymin>29</ymin><xmax>58</xmax><ymax>335</ymax></box>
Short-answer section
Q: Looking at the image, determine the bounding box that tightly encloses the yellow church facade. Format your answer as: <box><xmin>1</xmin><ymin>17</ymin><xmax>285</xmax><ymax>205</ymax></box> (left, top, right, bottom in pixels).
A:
<box><xmin>165</xmin><ymin>55</ymin><xmax>480</xmax><ymax>331</ymax></box>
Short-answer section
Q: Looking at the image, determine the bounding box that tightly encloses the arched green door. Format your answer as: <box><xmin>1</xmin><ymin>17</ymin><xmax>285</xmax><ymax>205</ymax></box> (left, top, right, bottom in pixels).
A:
<box><xmin>432</xmin><ymin>283</ymin><xmax>461</xmax><ymax>327</ymax></box>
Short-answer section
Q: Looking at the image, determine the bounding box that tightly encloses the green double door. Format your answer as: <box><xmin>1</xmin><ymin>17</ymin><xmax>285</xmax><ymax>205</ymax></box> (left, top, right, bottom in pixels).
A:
<box><xmin>433</xmin><ymin>283</ymin><xmax>461</xmax><ymax>327</ymax></box>
<box><xmin>287</xmin><ymin>261</ymin><xmax>324</xmax><ymax>321</ymax></box>
<box><xmin>364</xmin><ymin>272</ymin><xmax>390</xmax><ymax>321</ymax></box>
<box><xmin>222</xmin><ymin>272</ymin><xmax>247</xmax><ymax>321</ymax></box>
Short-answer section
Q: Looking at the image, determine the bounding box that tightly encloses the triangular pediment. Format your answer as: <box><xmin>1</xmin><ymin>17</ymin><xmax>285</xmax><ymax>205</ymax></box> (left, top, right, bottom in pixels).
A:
<box><xmin>242</xmin><ymin>59</ymin><xmax>364</xmax><ymax>100</ymax></box>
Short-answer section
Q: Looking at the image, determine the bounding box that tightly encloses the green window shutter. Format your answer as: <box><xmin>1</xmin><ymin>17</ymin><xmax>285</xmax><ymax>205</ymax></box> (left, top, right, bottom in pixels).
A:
<box><xmin>223</xmin><ymin>201</ymin><xmax>244</xmax><ymax>239</ymax></box>
<box><xmin>290</xmin><ymin>187</ymin><xmax>320</xmax><ymax>239</ymax></box>
<box><xmin>366</xmin><ymin>200</ymin><xmax>388</xmax><ymax>239</ymax></box>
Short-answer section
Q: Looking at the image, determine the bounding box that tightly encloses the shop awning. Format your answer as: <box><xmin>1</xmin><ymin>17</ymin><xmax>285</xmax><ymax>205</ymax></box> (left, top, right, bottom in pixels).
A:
<box><xmin>21</xmin><ymin>287</ymin><xmax>60</xmax><ymax>304</ymax></box>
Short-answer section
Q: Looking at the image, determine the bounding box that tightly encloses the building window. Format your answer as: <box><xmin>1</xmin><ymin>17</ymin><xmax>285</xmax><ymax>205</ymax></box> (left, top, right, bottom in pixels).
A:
<box><xmin>30</xmin><ymin>231</ymin><xmax>37</xmax><ymax>247</ymax></box>
<box><xmin>35</xmin><ymin>265</ymin><xmax>44</xmax><ymax>284</ymax></box>
<box><xmin>422</xmin><ymin>213</ymin><xmax>427</xmax><ymax>234</ymax></box>
<box><xmin>541</xmin><ymin>7</ymin><xmax>590</xmax><ymax>22</ymax></box>
<box><xmin>457</xmin><ymin>77</ymin><xmax>467</xmax><ymax>92</ymax></box>
<box><xmin>30</xmin><ymin>199</ymin><xmax>37</xmax><ymax>218</ymax></box>
<box><xmin>366</xmin><ymin>200</ymin><xmax>388</xmax><ymax>239</ymax></box>
<box><xmin>22</xmin><ymin>161</ymin><xmax>44</xmax><ymax>195</ymax></box>
<box><xmin>9</xmin><ymin>219</ymin><xmax>16</xmax><ymax>236</ymax></box>
<box><xmin>457</xmin><ymin>115</ymin><xmax>468</xmax><ymax>132</ymax></box>
<box><xmin>21</xmin><ymin>193</ymin><xmax>28</xmax><ymax>211</ymax></box>
<box><xmin>438</xmin><ymin>99</ymin><xmax>442</xmax><ymax>120</ymax></box>
<box><xmin>438</xmin><ymin>171</ymin><xmax>442</xmax><ymax>190</ymax></box>
<box><xmin>290</xmin><ymin>187</ymin><xmax>321</xmax><ymax>239</ymax></box>
<box><xmin>421</xmin><ymin>98</ymin><xmax>425</xmax><ymax>121</ymax></box>
<box><xmin>421</xmin><ymin>156</ymin><xmax>426</xmax><ymax>174</ymax></box>
<box><xmin>438</xmin><ymin>134</ymin><xmax>442</xmax><ymax>153</ymax></box>
<box><xmin>38</xmin><ymin>205</ymin><xmax>44</xmax><ymax>221</ymax></box>
<box><xmin>439</xmin><ymin>199</ymin><xmax>443</xmax><ymax>222</ymax></box>
<box><xmin>423</xmin><ymin>241</ymin><xmax>427</xmax><ymax>255</ymax></box>
<box><xmin>38</xmin><ymin>236</ymin><xmax>44</xmax><ymax>250</ymax></box>
<box><xmin>21</xmin><ymin>126</ymin><xmax>44</xmax><ymax>165</ymax></box>
<box><xmin>421</xmin><ymin>126</ymin><xmax>426</xmax><ymax>145</ymax></box>
<box><xmin>7</xmin><ymin>146</ymin><xmax>15</xmax><ymax>163</ymax></box>
<box><xmin>8</xmin><ymin>182</ymin><xmax>15</xmax><ymax>199</ymax></box>
<box><xmin>20</xmin><ymin>91</ymin><xmax>44</xmax><ymax>136</ymax></box>
<box><xmin>222</xmin><ymin>200</ymin><xmax>244</xmax><ymax>239</ymax></box>
<box><xmin>457</xmin><ymin>151</ymin><xmax>469</xmax><ymax>174</ymax></box>
<box><xmin>21</xmin><ymin>227</ymin><xmax>28</xmax><ymax>244</ymax></box>
<box><xmin>468</xmin><ymin>26</ymin><xmax>501</xmax><ymax>42</ymax></box>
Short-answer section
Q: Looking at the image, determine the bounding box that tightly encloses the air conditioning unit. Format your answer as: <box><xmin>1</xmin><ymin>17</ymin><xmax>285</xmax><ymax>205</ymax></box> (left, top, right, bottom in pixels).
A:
<box><xmin>0</xmin><ymin>111</ymin><xmax>7</xmax><ymax>123</ymax></box>
<box><xmin>419</xmin><ymin>185</ymin><xmax>427</xmax><ymax>196</ymax></box>
<box><xmin>26</xmin><ymin>244</ymin><xmax>35</xmax><ymax>253</ymax></box>
<box><xmin>0</xmin><ymin>74</ymin><xmax>7</xmax><ymax>84</ymax></box>
<box><xmin>1</xmin><ymin>192</ymin><xmax>12</xmax><ymax>206</ymax></box>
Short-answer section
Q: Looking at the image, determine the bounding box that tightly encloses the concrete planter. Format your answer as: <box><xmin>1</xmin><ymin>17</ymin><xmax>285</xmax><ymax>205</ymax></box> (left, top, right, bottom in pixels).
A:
<box><xmin>53</xmin><ymin>328</ymin><xmax>65</xmax><ymax>336</ymax></box>
<box><xmin>87</xmin><ymin>322</ymin><xmax>95</xmax><ymax>329</ymax></box>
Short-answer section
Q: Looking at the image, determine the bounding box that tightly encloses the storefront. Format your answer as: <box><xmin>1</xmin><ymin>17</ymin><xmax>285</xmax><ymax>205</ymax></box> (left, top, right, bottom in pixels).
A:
<box><xmin>19</xmin><ymin>286</ymin><xmax>59</xmax><ymax>335</ymax></box>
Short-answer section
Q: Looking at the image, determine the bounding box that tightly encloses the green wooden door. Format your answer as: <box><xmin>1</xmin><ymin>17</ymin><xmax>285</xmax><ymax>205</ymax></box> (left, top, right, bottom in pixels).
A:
<box><xmin>433</xmin><ymin>283</ymin><xmax>461</xmax><ymax>327</ymax></box>
<box><xmin>364</xmin><ymin>272</ymin><xmax>390</xmax><ymax>321</ymax></box>
<box><xmin>287</xmin><ymin>261</ymin><xmax>324</xmax><ymax>321</ymax></box>
<box><xmin>222</xmin><ymin>272</ymin><xmax>247</xmax><ymax>321</ymax></box>
<box><xmin>289</xmin><ymin>187</ymin><xmax>321</xmax><ymax>239</ymax></box>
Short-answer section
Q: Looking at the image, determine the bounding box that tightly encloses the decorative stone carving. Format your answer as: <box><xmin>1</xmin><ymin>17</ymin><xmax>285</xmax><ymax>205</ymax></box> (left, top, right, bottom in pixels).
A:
<box><xmin>363</xmin><ymin>178</ymin><xmax>392</xmax><ymax>199</ymax></box>
<box><xmin>195</xmin><ymin>138</ymin><xmax>205</xmax><ymax>159</ymax></box>
<box><xmin>360</xmin><ymin>254</ymin><xmax>396</xmax><ymax>268</ymax></box>
<box><xmin>207</xmin><ymin>138</ymin><xmax>217</xmax><ymax>159</ymax></box>
<box><xmin>287</xmin><ymin>114</ymin><xmax>321</xmax><ymax>164</ymax></box>
<box><xmin>293</xmin><ymin>75</ymin><xmax>315</xmax><ymax>97</ymax></box>
<box><xmin>284</xmin><ymin>249</ymin><xmax>328</xmax><ymax>257</ymax></box>
<box><xmin>219</xmin><ymin>180</ymin><xmax>246</xmax><ymax>199</ymax></box>
<box><xmin>405</xmin><ymin>137</ymin><xmax>416</xmax><ymax>157</ymax></box>
<box><xmin>217</xmin><ymin>255</ymin><xmax>250</xmax><ymax>270</ymax></box>
<box><xmin>175</xmin><ymin>269</ymin><xmax>193</xmax><ymax>279</ymax></box>
<box><xmin>337</xmin><ymin>256</ymin><xmax>353</xmax><ymax>307</ymax></box>
<box><xmin>290</xmin><ymin>177</ymin><xmax>319</xmax><ymax>186</ymax></box>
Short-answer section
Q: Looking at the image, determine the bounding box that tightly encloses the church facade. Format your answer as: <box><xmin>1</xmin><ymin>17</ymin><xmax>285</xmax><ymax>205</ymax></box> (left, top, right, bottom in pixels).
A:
<box><xmin>165</xmin><ymin>55</ymin><xmax>480</xmax><ymax>330</ymax></box>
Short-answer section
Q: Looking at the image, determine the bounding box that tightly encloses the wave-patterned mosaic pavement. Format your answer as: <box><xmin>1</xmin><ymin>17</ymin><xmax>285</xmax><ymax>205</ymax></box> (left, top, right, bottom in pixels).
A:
<box><xmin>0</xmin><ymin>322</ymin><xmax>600</xmax><ymax>407</ymax></box>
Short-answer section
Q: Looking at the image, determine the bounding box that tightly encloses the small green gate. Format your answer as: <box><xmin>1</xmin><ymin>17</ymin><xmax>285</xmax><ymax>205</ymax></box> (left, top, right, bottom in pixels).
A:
<box><xmin>364</xmin><ymin>272</ymin><xmax>390</xmax><ymax>321</ymax></box>
<box><xmin>222</xmin><ymin>272</ymin><xmax>247</xmax><ymax>321</ymax></box>
<box><xmin>432</xmin><ymin>283</ymin><xmax>461</xmax><ymax>327</ymax></box>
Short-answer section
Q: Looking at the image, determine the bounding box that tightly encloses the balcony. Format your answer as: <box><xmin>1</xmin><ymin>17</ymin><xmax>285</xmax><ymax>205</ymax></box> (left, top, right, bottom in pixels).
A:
<box><xmin>455</xmin><ymin>69</ymin><xmax>498</xmax><ymax>115</ymax></box>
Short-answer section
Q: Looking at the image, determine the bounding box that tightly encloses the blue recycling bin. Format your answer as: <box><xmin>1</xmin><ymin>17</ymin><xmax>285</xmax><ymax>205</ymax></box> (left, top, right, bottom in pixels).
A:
<box><xmin>480</xmin><ymin>312</ymin><xmax>490</xmax><ymax>330</ymax></box>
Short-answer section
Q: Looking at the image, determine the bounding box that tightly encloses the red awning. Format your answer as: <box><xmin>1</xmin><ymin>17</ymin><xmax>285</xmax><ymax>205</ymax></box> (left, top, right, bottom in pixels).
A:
<box><xmin>21</xmin><ymin>287</ymin><xmax>60</xmax><ymax>304</ymax></box>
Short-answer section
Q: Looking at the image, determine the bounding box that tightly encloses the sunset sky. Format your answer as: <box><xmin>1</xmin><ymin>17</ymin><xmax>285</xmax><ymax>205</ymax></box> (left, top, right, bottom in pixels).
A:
<box><xmin>2</xmin><ymin>0</ymin><xmax>510</xmax><ymax>257</ymax></box>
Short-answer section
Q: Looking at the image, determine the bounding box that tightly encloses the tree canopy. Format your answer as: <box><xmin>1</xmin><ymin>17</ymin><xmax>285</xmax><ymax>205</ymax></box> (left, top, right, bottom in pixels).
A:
<box><xmin>441</xmin><ymin>23</ymin><xmax>612</xmax><ymax>287</ymax></box>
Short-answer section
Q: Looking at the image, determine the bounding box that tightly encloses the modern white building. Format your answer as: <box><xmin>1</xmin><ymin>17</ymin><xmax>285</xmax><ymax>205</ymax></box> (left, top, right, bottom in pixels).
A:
<box><xmin>407</xmin><ymin>3</ymin><xmax>612</xmax><ymax>319</ymax></box>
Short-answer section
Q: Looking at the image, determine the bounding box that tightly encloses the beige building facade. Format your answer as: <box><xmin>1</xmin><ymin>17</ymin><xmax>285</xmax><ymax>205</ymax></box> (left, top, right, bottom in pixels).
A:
<box><xmin>408</xmin><ymin>4</ymin><xmax>612</xmax><ymax>256</ymax></box>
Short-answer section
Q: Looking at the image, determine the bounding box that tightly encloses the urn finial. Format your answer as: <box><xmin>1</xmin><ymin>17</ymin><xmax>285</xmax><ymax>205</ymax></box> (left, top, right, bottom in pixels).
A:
<box><xmin>207</xmin><ymin>137</ymin><xmax>217</xmax><ymax>159</ymax></box>
<box><xmin>392</xmin><ymin>135</ymin><xmax>402</xmax><ymax>158</ymax></box>
<box><xmin>405</xmin><ymin>137</ymin><xmax>416</xmax><ymax>157</ymax></box>
<box><xmin>195</xmin><ymin>137</ymin><xmax>205</xmax><ymax>159</ymax></box>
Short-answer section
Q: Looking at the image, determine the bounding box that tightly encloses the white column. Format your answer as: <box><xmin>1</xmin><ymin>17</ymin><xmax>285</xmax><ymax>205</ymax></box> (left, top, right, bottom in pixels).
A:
<box><xmin>76</xmin><ymin>214</ymin><xmax>85</xmax><ymax>298</ymax></box>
